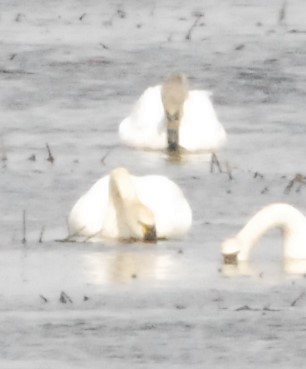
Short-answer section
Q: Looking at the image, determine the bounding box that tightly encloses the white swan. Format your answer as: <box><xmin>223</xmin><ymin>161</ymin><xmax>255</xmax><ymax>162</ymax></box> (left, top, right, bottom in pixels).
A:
<box><xmin>68</xmin><ymin>167</ymin><xmax>192</xmax><ymax>242</ymax></box>
<box><xmin>119</xmin><ymin>73</ymin><xmax>226</xmax><ymax>152</ymax></box>
<box><xmin>221</xmin><ymin>203</ymin><xmax>306</xmax><ymax>264</ymax></box>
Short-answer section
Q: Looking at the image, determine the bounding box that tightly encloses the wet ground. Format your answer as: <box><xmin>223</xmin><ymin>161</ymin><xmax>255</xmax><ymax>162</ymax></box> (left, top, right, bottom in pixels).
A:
<box><xmin>1</xmin><ymin>0</ymin><xmax>306</xmax><ymax>367</ymax></box>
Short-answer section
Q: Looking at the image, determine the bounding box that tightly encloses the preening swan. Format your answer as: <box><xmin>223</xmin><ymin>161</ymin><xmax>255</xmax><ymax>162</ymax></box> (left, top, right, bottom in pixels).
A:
<box><xmin>68</xmin><ymin>167</ymin><xmax>192</xmax><ymax>242</ymax></box>
<box><xmin>119</xmin><ymin>73</ymin><xmax>226</xmax><ymax>152</ymax></box>
<box><xmin>221</xmin><ymin>203</ymin><xmax>306</xmax><ymax>264</ymax></box>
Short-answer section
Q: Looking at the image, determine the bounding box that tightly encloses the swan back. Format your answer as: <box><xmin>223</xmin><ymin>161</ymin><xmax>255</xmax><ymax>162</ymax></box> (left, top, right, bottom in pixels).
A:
<box><xmin>119</xmin><ymin>86</ymin><xmax>166</xmax><ymax>149</ymax></box>
<box><xmin>68</xmin><ymin>176</ymin><xmax>110</xmax><ymax>236</ymax></box>
<box><xmin>180</xmin><ymin>91</ymin><xmax>226</xmax><ymax>151</ymax></box>
<box><xmin>134</xmin><ymin>175</ymin><xmax>192</xmax><ymax>238</ymax></box>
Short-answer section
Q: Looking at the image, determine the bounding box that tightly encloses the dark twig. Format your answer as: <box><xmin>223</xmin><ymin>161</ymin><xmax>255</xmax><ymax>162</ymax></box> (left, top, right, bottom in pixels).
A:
<box><xmin>46</xmin><ymin>143</ymin><xmax>54</xmax><ymax>163</ymax></box>
<box><xmin>185</xmin><ymin>13</ymin><xmax>204</xmax><ymax>40</ymax></box>
<box><xmin>284</xmin><ymin>174</ymin><xmax>306</xmax><ymax>194</ymax></box>
<box><xmin>40</xmin><ymin>294</ymin><xmax>48</xmax><ymax>303</ymax></box>
<box><xmin>1</xmin><ymin>151</ymin><xmax>7</xmax><ymax>162</ymax></box>
<box><xmin>225</xmin><ymin>161</ymin><xmax>233</xmax><ymax>180</ymax></box>
<box><xmin>235</xmin><ymin>305</ymin><xmax>260</xmax><ymax>311</ymax></box>
<box><xmin>284</xmin><ymin>179</ymin><xmax>294</xmax><ymax>194</ymax></box>
<box><xmin>55</xmin><ymin>226</ymin><xmax>86</xmax><ymax>243</ymax></box>
<box><xmin>235</xmin><ymin>44</ymin><xmax>245</xmax><ymax>51</ymax></box>
<box><xmin>84</xmin><ymin>229</ymin><xmax>103</xmax><ymax>242</ymax></box>
<box><xmin>15</xmin><ymin>13</ymin><xmax>24</xmax><ymax>22</ymax></box>
<box><xmin>105</xmin><ymin>7</ymin><xmax>126</xmax><ymax>26</ymax></box>
<box><xmin>278</xmin><ymin>0</ymin><xmax>287</xmax><ymax>27</ymax></box>
<box><xmin>101</xmin><ymin>148</ymin><xmax>113</xmax><ymax>165</ymax></box>
<box><xmin>55</xmin><ymin>237</ymin><xmax>76</xmax><ymax>243</ymax></box>
<box><xmin>253</xmin><ymin>171</ymin><xmax>264</xmax><ymax>179</ymax></box>
<box><xmin>22</xmin><ymin>210</ymin><xmax>27</xmax><ymax>244</ymax></box>
<box><xmin>99</xmin><ymin>43</ymin><xmax>109</xmax><ymax>50</ymax></box>
<box><xmin>38</xmin><ymin>226</ymin><xmax>45</xmax><ymax>243</ymax></box>
<box><xmin>262</xmin><ymin>305</ymin><xmax>280</xmax><ymax>312</ymax></box>
<box><xmin>59</xmin><ymin>291</ymin><xmax>73</xmax><ymax>304</ymax></box>
<box><xmin>210</xmin><ymin>152</ymin><xmax>222</xmax><ymax>173</ymax></box>
<box><xmin>28</xmin><ymin>154</ymin><xmax>36</xmax><ymax>161</ymax></box>
<box><xmin>261</xmin><ymin>186</ymin><xmax>269</xmax><ymax>194</ymax></box>
<box><xmin>235</xmin><ymin>305</ymin><xmax>279</xmax><ymax>312</ymax></box>
<box><xmin>290</xmin><ymin>291</ymin><xmax>305</xmax><ymax>307</ymax></box>
<box><xmin>79</xmin><ymin>13</ymin><xmax>86</xmax><ymax>21</ymax></box>
<box><xmin>0</xmin><ymin>69</ymin><xmax>34</xmax><ymax>75</ymax></box>
<box><xmin>117</xmin><ymin>9</ymin><xmax>126</xmax><ymax>19</ymax></box>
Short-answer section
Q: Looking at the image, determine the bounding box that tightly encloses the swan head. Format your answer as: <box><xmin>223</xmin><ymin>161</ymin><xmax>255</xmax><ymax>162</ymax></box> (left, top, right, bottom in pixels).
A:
<box><xmin>161</xmin><ymin>73</ymin><xmax>189</xmax><ymax>152</ymax></box>
<box><xmin>221</xmin><ymin>237</ymin><xmax>242</xmax><ymax>265</ymax></box>
<box><xmin>128</xmin><ymin>203</ymin><xmax>157</xmax><ymax>242</ymax></box>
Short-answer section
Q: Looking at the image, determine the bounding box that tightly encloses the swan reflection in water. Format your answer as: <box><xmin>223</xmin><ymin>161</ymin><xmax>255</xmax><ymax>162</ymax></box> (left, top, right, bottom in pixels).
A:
<box><xmin>83</xmin><ymin>250</ymin><xmax>181</xmax><ymax>285</ymax></box>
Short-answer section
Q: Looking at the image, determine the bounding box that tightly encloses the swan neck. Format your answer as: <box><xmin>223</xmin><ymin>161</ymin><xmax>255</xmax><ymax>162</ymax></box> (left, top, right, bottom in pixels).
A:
<box><xmin>237</xmin><ymin>204</ymin><xmax>306</xmax><ymax>260</ymax></box>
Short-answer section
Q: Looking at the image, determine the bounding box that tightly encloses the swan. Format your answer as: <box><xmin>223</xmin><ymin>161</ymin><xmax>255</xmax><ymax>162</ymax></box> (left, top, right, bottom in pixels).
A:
<box><xmin>68</xmin><ymin>167</ymin><xmax>192</xmax><ymax>242</ymax></box>
<box><xmin>119</xmin><ymin>73</ymin><xmax>226</xmax><ymax>152</ymax></box>
<box><xmin>221</xmin><ymin>203</ymin><xmax>306</xmax><ymax>264</ymax></box>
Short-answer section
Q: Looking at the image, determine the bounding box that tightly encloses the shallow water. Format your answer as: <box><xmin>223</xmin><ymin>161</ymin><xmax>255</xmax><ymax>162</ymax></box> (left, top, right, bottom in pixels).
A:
<box><xmin>1</xmin><ymin>0</ymin><xmax>306</xmax><ymax>367</ymax></box>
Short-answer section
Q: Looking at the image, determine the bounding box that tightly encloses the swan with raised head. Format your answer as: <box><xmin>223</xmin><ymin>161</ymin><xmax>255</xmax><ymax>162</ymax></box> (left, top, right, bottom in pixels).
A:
<box><xmin>119</xmin><ymin>73</ymin><xmax>226</xmax><ymax>152</ymax></box>
<box><xmin>221</xmin><ymin>203</ymin><xmax>306</xmax><ymax>264</ymax></box>
<box><xmin>68</xmin><ymin>167</ymin><xmax>192</xmax><ymax>242</ymax></box>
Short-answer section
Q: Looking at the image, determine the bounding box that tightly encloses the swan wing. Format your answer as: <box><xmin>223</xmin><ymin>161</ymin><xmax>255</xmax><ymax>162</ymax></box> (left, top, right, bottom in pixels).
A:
<box><xmin>179</xmin><ymin>90</ymin><xmax>226</xmax><ymax>151</ymax></box>
<box><xmin>134</xmin><ymin>175</ymin><xmax>192</xmax><ymax>238</ymax></box>
<box><xmin>68</xmin><ymin>176</ymin><xmax>110</xmax><ymax>236</ymax></box>
<box><xmin>119</xmin><ymin>85</ymin><xmax>167</xmax><ymax>149</ymax></box>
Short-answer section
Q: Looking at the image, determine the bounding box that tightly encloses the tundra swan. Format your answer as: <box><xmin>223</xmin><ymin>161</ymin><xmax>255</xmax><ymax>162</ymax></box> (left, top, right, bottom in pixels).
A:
<box><xmin>119</xmin><ymin>73</ymin><xmax>226</xmax><ymax>152</ymax></box>
<box><xmin>221</xmin><ymin>203</ymin><xmax>306</xmax><ymax>264</ymax></box>
<box><xmin>68</xmin><ymin>167</ymin><xmax>192</xmax><ymax>242</ymax></box>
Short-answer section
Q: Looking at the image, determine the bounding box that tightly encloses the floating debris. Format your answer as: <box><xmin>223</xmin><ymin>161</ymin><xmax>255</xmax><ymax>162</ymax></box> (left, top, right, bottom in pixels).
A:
<box><xmin>210</xmin><ymin>152</ymin><xmax>222</xmax><ymax>173</ymax></box>
<box><xmin>290</xmin><ymin>291</ymin><xmax>305</xmax><ymax>307</ymax></box>
<box><xmin>59</xmin><ymin>291</ymin><xmax>73</xmax><ymax>304</ymax></box>
<box><xmin>40</xmin><ymin>295</ymin><xmax>48</xmax><ymax>303</ymax></box>
<box><xmin>38</xmin><ymin>226</ymin><xmax>45</xmax><ymax>243</ymax></box>
<box><xmin>79</xmin><ymin>13</ymin><xmax>86</xmax><ymax>21</ymax></box>
<box><xmin>185</xmin><ymin>11</ymin><xmax>204</xmax><ymax>41</ymax></box>
<box><xmin>284</xmin><ymin>173</ymin><xmax>306</xmax><ymax>194</ymax></box>
<box><xmin>46</xmin><ymin>143</ymin><xmax>55</xmax><ymax>163</ymax></box>
<box><xmin>22</xmin><ymin>210</ymin><xmax>27</xmax><ymax>245</ymax></box>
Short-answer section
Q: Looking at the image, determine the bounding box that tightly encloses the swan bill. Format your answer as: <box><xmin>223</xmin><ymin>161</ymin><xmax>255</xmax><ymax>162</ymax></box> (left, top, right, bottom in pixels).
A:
<box><xmin>223</xmin><ymin>252</ymin><xmax>239</xmax><ymax>265</ymax></box>
<box><xmin>142</xmin><ymin>224</ymin><xmax>157</xmax><ymax>242</ymax></box>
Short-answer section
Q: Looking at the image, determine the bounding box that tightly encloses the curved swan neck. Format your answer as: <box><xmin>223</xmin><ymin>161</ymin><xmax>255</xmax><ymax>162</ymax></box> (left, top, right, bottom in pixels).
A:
<box><xmin>237</xmin><ymin>203</ymin><xmax>306</xmax><ymax>260</ymax></box>
<box><xmin>109</xmin><ymin>167</ymin><xmax>138</xmax><ymax>205</ymax></box>
<box><xmin>108</xmin><ymin>168</ymin><xmax>156</xmax><ymax>240</ymax></box>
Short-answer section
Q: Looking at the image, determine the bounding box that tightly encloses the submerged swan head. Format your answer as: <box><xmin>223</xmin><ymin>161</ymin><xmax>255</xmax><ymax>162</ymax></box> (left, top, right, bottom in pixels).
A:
<box><xmin>161</xmin><ymin>73</ymin><xmax>189</xmax><ymax>152</ymax></box>
<box><xmin>109</xmin><ymin>167</ymin><xmax>157</xmax><ymax>242</ymax></box>
<box><xmin>221</xmin><ymin>203</ymin><xmax>306</xmax><ymax>265</ymax></box>
<box><xmin>221</xmin><ymin>237</ymin><xmax>241</xmax><ymax>264</ymax></box>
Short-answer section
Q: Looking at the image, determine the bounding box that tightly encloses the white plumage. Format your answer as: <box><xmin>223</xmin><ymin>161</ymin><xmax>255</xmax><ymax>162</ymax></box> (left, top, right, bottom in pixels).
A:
<box><xmin>68</xmin><ymin>168</ymin><xmax>192</xmax><ymax>242</ymax></box>
<box><xmin>222</xmin><ymin>203</ymin><xmax>306</xmax><ymax>262</ymax></box>
<box><xmin>119</xmin><ymin>85</ymin><xmax>226</xmax><ymax>152</ymax></box>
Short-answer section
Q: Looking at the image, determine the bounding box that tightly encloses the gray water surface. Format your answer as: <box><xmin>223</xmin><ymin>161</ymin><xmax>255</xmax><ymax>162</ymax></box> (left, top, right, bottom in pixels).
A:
<box><xmin>1</xmin><ymin>0</ymin><xmax>306</xmax><ymax>367</ymax></box>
